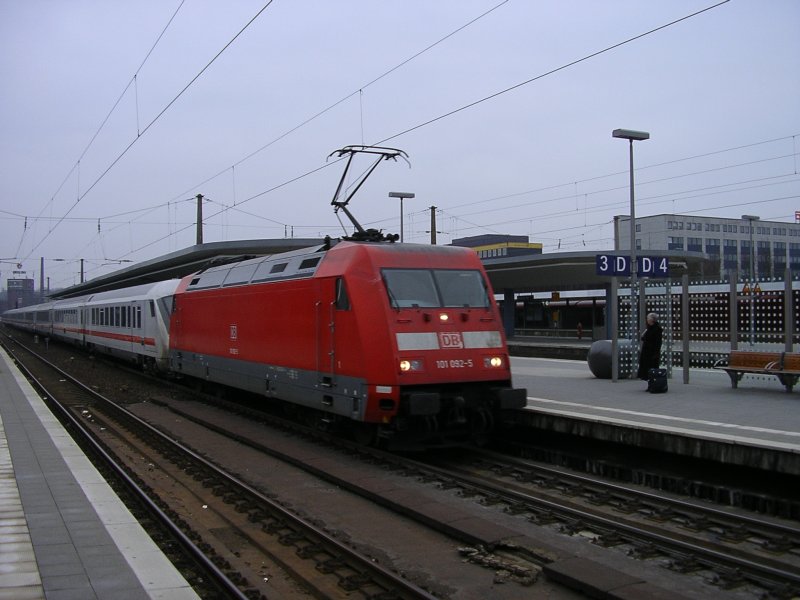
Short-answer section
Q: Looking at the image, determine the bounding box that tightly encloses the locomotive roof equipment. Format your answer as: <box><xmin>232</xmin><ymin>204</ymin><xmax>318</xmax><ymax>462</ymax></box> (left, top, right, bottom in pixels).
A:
<box><xmin>328</xmin><ymin>145</ymin><xmax>409</xmax><ymax>243</ymax></box>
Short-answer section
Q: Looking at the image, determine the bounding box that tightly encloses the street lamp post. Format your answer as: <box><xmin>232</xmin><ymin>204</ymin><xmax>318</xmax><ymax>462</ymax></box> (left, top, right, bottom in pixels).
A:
<box><xmin>613</xmin><ymin>128</ymin><xmax>649</xmax><ymax>376</ymax></box>
<box><xmin>742</xmin><ymin>214</ymin><xmax>760</xmax><ymax>346</ymax></box>
<box><xmin>388</xmin><ymin>191</ymin><xmax>415</xmax><ymax>242</ymax></box>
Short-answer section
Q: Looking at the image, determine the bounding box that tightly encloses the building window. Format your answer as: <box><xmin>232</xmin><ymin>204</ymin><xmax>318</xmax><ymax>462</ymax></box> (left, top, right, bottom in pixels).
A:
<box><xmin>668</xmin><ymin>236</ymin><xmax>684</xmax><ymax>250</ymax></box>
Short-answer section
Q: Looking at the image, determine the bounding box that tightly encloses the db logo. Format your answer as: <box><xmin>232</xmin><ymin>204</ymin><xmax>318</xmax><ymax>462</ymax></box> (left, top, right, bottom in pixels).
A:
<box><xmin>230</xmin><ymin>324</ymin><xmax>238</xmax><ymax>340</ymax></box>
<box><xmin>438</xmin><ymin>332</ymin><xmax>463</xmax><ymax>349</ymax></box>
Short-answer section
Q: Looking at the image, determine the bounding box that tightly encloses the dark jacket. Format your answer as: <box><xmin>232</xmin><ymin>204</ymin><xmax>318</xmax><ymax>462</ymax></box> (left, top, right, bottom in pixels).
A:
<box><xmin>637</xmin><ymin>320</ymin><xmax>663</xmax><ymax>379</ymax></box>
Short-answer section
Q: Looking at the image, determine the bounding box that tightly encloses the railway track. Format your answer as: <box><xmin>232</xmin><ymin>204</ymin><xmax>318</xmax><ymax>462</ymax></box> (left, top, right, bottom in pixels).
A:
<box><xmin>1</xmin><ymin>333</ymin><xmax>439</xmax><ymax>600</ymax></box>
<box><xmin>6</xmin><ymin>328</ymin><xmax>799</xmax><ymax>599</ymax></box>
<box><xmin>118</xmin><ymin>381</ymin><xmax>800</xmax><ymax>598</ymax></box>
<box><xmin>418</xmin><ymin>449</ymin><xmax>800</xmax><ymax>597</ymax></box>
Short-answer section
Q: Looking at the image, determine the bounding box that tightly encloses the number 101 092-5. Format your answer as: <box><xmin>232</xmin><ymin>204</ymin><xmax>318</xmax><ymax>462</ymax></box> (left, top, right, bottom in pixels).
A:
<box><xmin>436</xmin><ymin>359</ymin><xmax>474</xmax><ymax>369</ymax></box>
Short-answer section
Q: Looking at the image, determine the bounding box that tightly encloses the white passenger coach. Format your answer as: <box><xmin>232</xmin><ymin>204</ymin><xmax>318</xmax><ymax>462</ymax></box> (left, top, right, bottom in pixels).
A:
<box><xmin>3</xmin><ymin>280</ymin><xmax>181</xmax><ymax>371</ymax></box>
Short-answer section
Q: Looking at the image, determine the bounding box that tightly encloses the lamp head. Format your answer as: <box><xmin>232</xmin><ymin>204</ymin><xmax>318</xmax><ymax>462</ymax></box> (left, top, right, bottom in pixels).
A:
<box><xmin>612</xmin><ymin>129</ymin><xmax>650</xmax><ymax>141</ymax></box>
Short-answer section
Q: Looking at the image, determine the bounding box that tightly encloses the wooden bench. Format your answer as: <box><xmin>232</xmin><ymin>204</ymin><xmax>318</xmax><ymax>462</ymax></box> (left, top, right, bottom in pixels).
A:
<box><xmin>714</xmin><ymin>350</ymin><xmax>800</xmax><ymax>392</ymax></box>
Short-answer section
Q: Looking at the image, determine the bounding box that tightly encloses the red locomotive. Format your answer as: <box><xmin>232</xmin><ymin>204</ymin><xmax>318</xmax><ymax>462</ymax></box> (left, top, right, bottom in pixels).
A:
<box><xmin>169</xmin><ymin>238</ymin><xmax>525</xmax><ymax>446</ymax></box>
<box><xmin>3</xmin><ymin>146</ymin><xmax>526</xmax><ymax>447</ymax></box>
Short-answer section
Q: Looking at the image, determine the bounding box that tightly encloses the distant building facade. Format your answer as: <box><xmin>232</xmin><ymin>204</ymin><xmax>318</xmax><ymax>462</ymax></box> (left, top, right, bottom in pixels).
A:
<box><xmin>451</xmin><ymin>234</ymin><xmax>542</xmax><ymax>259</ymax></box>
<box><xmin>6</xmin><ymin>277</ymin><xmax>36</xmax><ymax>310</ymax></box>
<box><xmin>614</xmin><ymin>213</ymin><xmax>800</xmax><ymax>280</ymax></box>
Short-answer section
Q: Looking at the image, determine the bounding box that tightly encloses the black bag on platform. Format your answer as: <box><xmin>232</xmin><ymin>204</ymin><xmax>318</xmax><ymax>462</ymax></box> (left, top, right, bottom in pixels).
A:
<box><xmin>647</xmin><ymin>368</ymin><xmax>668</xmax><ymax>393</ymax></box>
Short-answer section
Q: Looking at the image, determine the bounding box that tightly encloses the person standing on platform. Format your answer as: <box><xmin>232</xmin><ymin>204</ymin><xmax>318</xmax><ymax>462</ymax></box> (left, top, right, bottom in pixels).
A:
<box><xmin>637</xmin><ymin>312</ymin><xmax>663</xmax><ymax>380</ymax></box>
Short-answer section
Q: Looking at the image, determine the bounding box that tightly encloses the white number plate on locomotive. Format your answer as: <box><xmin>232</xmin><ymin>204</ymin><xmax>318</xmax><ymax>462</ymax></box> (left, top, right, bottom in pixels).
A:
<box><xmin>435</xmin><ymin>359</ymin><xmax>474</xmax><ymax>369</ymax></box>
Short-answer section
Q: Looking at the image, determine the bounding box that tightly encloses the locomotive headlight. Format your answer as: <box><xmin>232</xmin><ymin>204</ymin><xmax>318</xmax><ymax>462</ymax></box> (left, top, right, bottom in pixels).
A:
<box><xmin>400</xmin><ymin>359</ymin><xmax>424</xmax><ymax>372</ymax></box>
<box><xmin>484</xmin><ymin>356</ymin><xmax>504</xmax><ymax>368</ymax></box>
<box><xmin>439</xmin><ymin>313</ymin><xmax>449</xmax><ymax>322</ymax></box>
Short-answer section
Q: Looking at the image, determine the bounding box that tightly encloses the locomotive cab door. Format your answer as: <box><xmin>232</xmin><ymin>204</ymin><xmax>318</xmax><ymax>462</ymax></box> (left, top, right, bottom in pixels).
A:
<box><xmin>315</xmin><ymin>278</ymin><xmax>338</xmax><ymax>390</ymax></box>
<box><xmin>315</xmin><ymin>276</ymin><xmax>353</xmax><ymax>391</ymax></box>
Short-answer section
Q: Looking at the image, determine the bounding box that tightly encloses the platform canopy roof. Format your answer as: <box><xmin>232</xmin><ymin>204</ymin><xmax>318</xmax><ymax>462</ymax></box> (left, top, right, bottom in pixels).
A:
<box><xmin>482</xmin><ymin>249</ymin><xmax>709</xmax><ymax>294</ymax></box>
<box><xmin>53</xmin><ymin>238</ymin><xmax>326</xmax><ymax>298</ymax></box>
<box><xmin>52</xmin><ymin>240</ymin><xmax>708</xmax><ymax>299</ymax></box>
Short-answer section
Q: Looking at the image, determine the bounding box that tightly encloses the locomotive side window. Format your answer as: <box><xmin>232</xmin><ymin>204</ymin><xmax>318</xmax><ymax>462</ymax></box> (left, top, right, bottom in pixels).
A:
<box><xmin>335</xmin><ymin>278</ymin><xmax>350</xmax><ymax>310</ymax></box>
<box><xmin>434</xmin><ymin>270</ymin><xmax>489</xmax><ymax>308</ymax></box>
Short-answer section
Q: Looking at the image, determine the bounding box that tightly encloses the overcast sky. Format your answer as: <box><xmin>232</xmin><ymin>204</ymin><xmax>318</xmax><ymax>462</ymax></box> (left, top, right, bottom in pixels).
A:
<box><xmin>1</xmin><ymin>0</ymin><xmax>798</xmax><ymax>289</ymax></box>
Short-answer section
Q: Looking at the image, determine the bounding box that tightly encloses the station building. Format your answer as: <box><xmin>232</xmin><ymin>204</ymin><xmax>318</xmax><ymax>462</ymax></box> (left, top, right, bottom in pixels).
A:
<box><xmin>613</xmin><ymin>213</ymin><xmax>800</xmax><ymax>280</ymax></box>
<box><xmin>451</xmin><ymin>234</ymin><xmax>542</xmax><ymax>259</ymax></box>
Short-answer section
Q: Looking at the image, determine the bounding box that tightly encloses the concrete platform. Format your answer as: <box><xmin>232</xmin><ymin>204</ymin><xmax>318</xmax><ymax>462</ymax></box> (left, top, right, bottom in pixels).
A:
<box><xmin>510</xmin><ymin>355</ymin><xmax>800</xmax><ymax>475</ymax></box>
<box><xmin>0</xmin><ymin>348</ymin><xmax>198</xmax><ymax>600</ymax></box>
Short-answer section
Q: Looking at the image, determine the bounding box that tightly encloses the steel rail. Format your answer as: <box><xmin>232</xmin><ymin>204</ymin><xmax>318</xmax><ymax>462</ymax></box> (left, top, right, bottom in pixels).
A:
<box><xmin>415</xmin><ymin>453</ymin><xmax>800</xmax><ymax>591</ymax></box>
<box><xmin>4</xmin><ymin>335</ymin><xmax>438</xmax><ymax>600</ymax></box>
<box><xmin>1</xmin><ymin>339</ymin><xmax>248</xmax><ymax>600</ymax></box>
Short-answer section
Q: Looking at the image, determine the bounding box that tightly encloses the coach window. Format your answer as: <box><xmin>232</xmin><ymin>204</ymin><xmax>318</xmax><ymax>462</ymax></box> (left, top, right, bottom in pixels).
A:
<box><xmin>335</xmin><ymin>278</ymin><xmax>350</xmax><ymax>310</ymax></box>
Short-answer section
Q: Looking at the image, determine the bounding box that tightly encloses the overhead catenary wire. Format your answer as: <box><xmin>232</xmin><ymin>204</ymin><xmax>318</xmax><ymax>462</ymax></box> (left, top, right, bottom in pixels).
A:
<box><xmin>18</xmin><ymin>1</ymin><xmax>186</xmax><ymax>261</ymax></box>
<box><xmin>9</xmin><ymin>138</ymin><xmax>797</xmax><ymax>259</ymax></box>
<box><xmin>168</xmin><ymin>0</ymin><xmax>511</xmax><ymax>203</ymax></box>
<box><xmin>196</xmin><ymin>0</ymin><xmax>735</xmax><ymax>222</ymax></box>
<box><xmin>22</xmin><ymin>0</ymin><xmax>277</xmax><ymax>262</ymax></box>
<box><xmin>21</xmin><ymin>0</ymin><xmax>733</xmax><ymax>263</ymax></box>
<box><xmin>375</xmin><ymin>0</ymin><xmax>731</xmax><ymax>146</ymax></box>
<box><xmin>19</xmin><ymin>0</ymin><xmax>796</xmax><ymax>280</ymax></box>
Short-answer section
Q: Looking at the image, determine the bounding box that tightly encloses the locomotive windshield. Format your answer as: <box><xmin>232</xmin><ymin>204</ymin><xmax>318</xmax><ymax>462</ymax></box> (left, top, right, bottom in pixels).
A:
<box><xmin>382</xmin><ymin>269</ymin><xmax>490</xmax><ymax>308</ymax></box>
